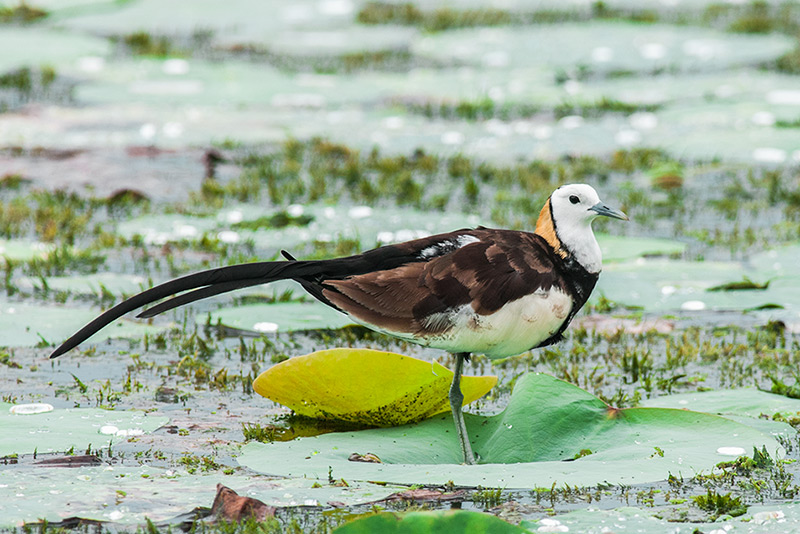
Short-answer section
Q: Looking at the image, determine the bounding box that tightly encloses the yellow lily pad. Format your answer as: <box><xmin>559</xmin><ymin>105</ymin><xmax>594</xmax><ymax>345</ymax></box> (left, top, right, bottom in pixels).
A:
<box><xmin>253</xmin><ymin>349</ymin><xmax>497</xmax><ymax>426</ymax></box>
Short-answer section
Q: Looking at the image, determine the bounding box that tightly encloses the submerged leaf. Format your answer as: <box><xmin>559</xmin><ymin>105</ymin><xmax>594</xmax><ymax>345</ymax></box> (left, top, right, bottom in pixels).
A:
<box><xmin>239</xmin><ymin>374</ymin><xmax>785</xmax><ymax>487</ymax></box>
<box><xmin>708</xmin><ymin>276</ymin><xmax>770</xmax><ymax>291</ymax></box>
<box><xmin>0</xmin><ymin>404</ymin><xmax>167</xmax><ymax>456</ymax></box>
<box><xmin>201</xmin><ymin>302</ymin><xmax>352</xmax><ymax>334</ymax></box>
<box><xmin>334</xmin><ymin>510</ymin><xmax>525</xmax><ymax>533</ymax></box>
<box><xmin>253</xmin><ymin>349</ymin><xmax>497</xmax><ymax>426</ymax></box>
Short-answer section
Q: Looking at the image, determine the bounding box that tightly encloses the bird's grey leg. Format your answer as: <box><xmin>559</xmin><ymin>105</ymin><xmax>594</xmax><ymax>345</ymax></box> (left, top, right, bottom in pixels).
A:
<box><xmin>449</xmin><ymin>352</ymin><xmax>476</xmax><ymax>465</ymax></box>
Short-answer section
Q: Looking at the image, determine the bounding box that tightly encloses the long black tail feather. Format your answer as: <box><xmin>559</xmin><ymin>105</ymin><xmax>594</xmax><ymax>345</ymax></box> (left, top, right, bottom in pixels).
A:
<box><xmin>49</xmin><ymin>260</ymin><xmax>316</xmax><ymax>358</ymax></box>
<box><xmin>136</xmin><ymin>279</ymin><xmax>266</xmax><ymax>319</ymax></box>
<box><xmin>50</xmin><ymin>238</ymin><xmax>430</xmax><ymax>358</ymax></box>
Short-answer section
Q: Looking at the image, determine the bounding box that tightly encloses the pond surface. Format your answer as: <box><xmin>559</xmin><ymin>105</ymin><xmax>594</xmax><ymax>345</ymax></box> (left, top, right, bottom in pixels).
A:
<box><xmin>2</xmin><ymin>1</ymin><xmax>800</xmax><ymax>532</ymax></box>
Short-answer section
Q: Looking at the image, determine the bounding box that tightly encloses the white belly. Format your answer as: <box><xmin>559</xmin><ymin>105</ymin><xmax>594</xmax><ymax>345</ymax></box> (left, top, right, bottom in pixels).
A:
<box><xmin>360</xmin><ymin>287</ymin><xmax>573</xmax><ymax>359</ymax></box>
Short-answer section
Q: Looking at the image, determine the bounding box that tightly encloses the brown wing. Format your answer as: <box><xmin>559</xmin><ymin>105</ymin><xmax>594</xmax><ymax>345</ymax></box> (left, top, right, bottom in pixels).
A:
<box><xmin>322</xmin><ymin>229</ymin><xmax>563</xmax><ymax>336</ymax></box>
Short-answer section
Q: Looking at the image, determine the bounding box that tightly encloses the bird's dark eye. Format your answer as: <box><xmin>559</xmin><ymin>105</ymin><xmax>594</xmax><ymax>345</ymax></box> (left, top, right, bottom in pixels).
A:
<box><xmin>569</xmin><ymin>195</ymin><xmax>580</xmax><ymax>204</ymax></box>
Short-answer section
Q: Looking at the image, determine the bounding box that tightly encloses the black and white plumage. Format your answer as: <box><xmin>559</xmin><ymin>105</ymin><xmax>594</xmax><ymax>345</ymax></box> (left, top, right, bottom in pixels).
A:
<box><xmin>50</xmin><ymin>183</ymin><xmax>627</xmax><ymax>464</ymax></box>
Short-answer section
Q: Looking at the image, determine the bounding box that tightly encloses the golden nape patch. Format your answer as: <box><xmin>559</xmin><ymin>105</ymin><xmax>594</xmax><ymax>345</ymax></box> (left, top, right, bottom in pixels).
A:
<box><xmin>535</xmin><ymin>199</ymin><xmax>567</xmax><ymax>258</ymax></box>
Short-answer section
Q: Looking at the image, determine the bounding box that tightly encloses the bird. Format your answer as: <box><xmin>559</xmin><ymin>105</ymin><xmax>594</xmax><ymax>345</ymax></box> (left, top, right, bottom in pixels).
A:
<box><xmin>50</xmin><ymin>183</ymin><xmax>627</xmax><ymax>465</ymax></box>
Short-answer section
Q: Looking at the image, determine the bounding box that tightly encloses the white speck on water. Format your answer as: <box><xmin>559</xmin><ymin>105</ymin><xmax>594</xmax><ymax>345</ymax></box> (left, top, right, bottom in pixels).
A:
<box><xmin>283</xmin><ymin>4</ymin><xmax>312</xmax><ymax>21</ymax></box>
<box><xmin>225</xmin><ymin>210</ymin><xmax>243</xmax><ymax>224</ymax></box>
<box><xmin>163</xmin><ymin>122</ymin><xmax>184</xmax><ymax>138</ymax></box>
<box><xmin>162</xmin><ymin>58</ymin><xmax>189</xmax><ymax>75</ymax></box>
<box><xmin>287</xmin><ymin>204</ymin><xmax>304</xmax><ymax>217</ymax></box>
<box><xmin>115</xmin><ymin>428</ymin><xmax>144</xmax><ymax>437</ymax></box>
<box><xmin>10</xmin><ymin>403</ymin><xmax>54</xmax><ymax>415</ymax></box>
<box><xmin>488</xmin><ymin>86</ymin><xmax>504</xmax><ymax>101</ymax></box>
<box><xmin>324</xmin><ymin>207</ymin><xmax>336</xmax><ymax>219</ymax></box>
<box><xmin>107</xmin><ymin>510</ymin><xmax>124</xmax><ymax>521</ymax></box>
<box><xmin>395</xmin><ymin>229</ymin><xmax>421</xmax><ymax>242</ymax></box>
<box><xmin>533</xmin><ymin>125</ymin><xmax>553</xmax><ymax>139</ymax></box>
<box><xmin>319</xmin><ymin>0</ymin><xmax>353</xmax><ymax>16</ymax></box>
<box><xmin>661</xmin><ymin>285</ymin><xmax>677</xmax><ymax>296</ymax></box>
<box><xmin>753</xmin><ymin>147</ymin><xmax>786</xmax><ymax>163</ymax></box>
<box><xmin>176</xmin><ymin>224</ymin><xmax>197</xmax><ymax>238</ymax></box>
<box><xmin>538</xmin><ymin>518</ymin><xmax>569</xmax><ymax>532</ymax></box>
<box><xmin>752</xmin><ymin>510</ymin><xmax>785</xmax><ymax>524</ymax></box>
<box><xmin>629</xmin><ymin>112</ymin><xmax>658</xmax><ymax>130</ymax></box>
<box><xmin>382</xmin><ymin>116</ymin><xmax>404</xmax><ymax>130</ymax></box>
<box><xmin>717</xmin><ymin>446</ymin><xmax>746</xmax><ymax>456</ymax></box>
<box><xmin>217</xmin><ymin>230</ymin><xmax>240</xmax><ymax>244</ymax></box>
<box><xmin>486</xmin><ymin>120</ymin><xmax>512</xmax><ymax>137</ymax></box>
<box><xmin>49</xmin><ymin>490</ymin><xmax>62</xmax><ymax>495</ymax></box>
<box><xmin>377</xmin><ymin>231</ymin><xmax>394</xmax><ymax>243</ymax></box>
<box><xmin>100</xmin><ymin>425</ymin><xmax>119</xmax><ymax>435</ymax></box>
<box><xmin>139</xmin><ymin>123</ymin><xmax>157</xmax><ymax>139</ymax></box>
<box><xmin>751</xmin><ymin>111</ymin><xmax>776</xmax><ymax>126</ymax></box>
<box><xmin>78</xmin><ymin>56</ymin><xmax>105</xmax><ymax>73</ymax></box>
<box><xmin>253</xmin><ymin>322</ymin><xmax>279</xmax><ymax>333</ymax></box>
<box><xmin>483</xmin><ymin>51</ymin><xmax>509</xmax><ymax>68</ymax></box>
<box><xmin>273</xmin><ymin>93</ymin><xmax>326</xmax><ymax>108</ymax></box>
<box><xmin>348</xmin><ymin>206</ymin><xmax>373</xmax><ymax>219</ymax></box>
<box><xmin>681</xmin><ymin>300</ymin><xmax>706</xmax><ymax>311</ymax></box>
<box><xmin>640</xmin><ymin>42</ymin><xmax>667</xmax><ymax>60</ymax></box>
<box><xmin>714</xmin><ymin>84</ymin><xmax>736</xmax><ymax>98</ymax></box>
<box><xmin>564</xmin><ymin>80</ymin><xmax>581</xmax><ymax>95</ymax></box>
<box><xmin>441</xmin><ymin>131</ymin><xmax>464</xmax><ymax>145</ymax></box>
<box><xmin>559</xmin><ymin>116</ymin><xmax>583</xmax><ymax>130</ymax></box>
<box><xmin>304</xmin><ymin>499</ymin><xmax>318</xmax><ymax>506</ymax></box>
<box><xmin>678</xmin><ymin>399</ymin><xmax>688</xmax><ymax>405</ymax></box>
<box><xmin>591</xmin><ymin>46</ymin><xmax>614</xmax><ymax>63</ymax></box>
<box><xmin>683</xmin><ymin>39</ymin><xmax>718</xmax><ymax>60</ymax></box>
<box><xmin>766</xmin><ymin>89</ymin><xmax>800</xmax><ymax>105</ymax></box>
<box><xmin>615</xmin><ymin>129</ymin><xmax>641</xmax><ymax>146</ymax></box>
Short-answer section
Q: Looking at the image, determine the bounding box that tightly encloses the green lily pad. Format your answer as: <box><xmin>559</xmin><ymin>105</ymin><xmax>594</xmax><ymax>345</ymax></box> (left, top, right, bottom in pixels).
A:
<box><xmin>597</xmin><ymin>234</ymin><xmax>686</xmax><ymax>262</ymax></box>
<box><xmin>0</xmin><ymin>238</ymin><xmax>54</xmax><ymax>261</ymax></box>
<box><xmin>0</xmin><ymin>465</ymin><xmax>399</xmax><ymax>527</ymax></box>
<box><xmin>594</xmin><ymin>258</ymin><xmax>800</xmax><ymax>313</ymax></box>
<box><xmin>412</xmin><ymin>22</ymin><xmax>793</xmax><ymax>73</ymax></box>
<box><xmin>0</xmin><ymin>27</ymin><xmax>110</xmax><ymax>74</ymax></box>
<box><xmin>522</xmin><ymin>503</ymin><xmax>800</xmax><ymax>534</ymax></box>
<box><xmin>0</xmin><ymin>404</ymin><xmax>167</xmax><ymax>457</ymax></box>
<box><xmin>0</xmin><ymin>301</ymin><xmax>166</xmax><ymax>347</ymax></box>
<box><xmin>199</xmin><ymin>301</ymin><xmax>352</xmax><ymax>333</ymax></box>
<box><xmin>334</xmin><ymin>511</ymin><xmax>525</xmax><ymax>534</ymax></box>
<box><xmin>238</xmin><ymin>373</ymin><xmax>784</xmax><ymax>487</ymax></box>
<box><xmin>641</xmin><ymin>388</ymin><xmax>800</xmax><ymax>419</ymax></box>
<box><xmin>19</xmin><ymin>273</ymin><xmax>148</xmax><ymax>296</ymax></box>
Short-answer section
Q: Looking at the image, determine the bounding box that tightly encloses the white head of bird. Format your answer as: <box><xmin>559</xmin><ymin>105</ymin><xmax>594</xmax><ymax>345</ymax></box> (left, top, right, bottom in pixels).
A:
<box><xmin>542</xmin><ymin>183</ymin><xmax>628</xmax><ymax>275</ymax></box>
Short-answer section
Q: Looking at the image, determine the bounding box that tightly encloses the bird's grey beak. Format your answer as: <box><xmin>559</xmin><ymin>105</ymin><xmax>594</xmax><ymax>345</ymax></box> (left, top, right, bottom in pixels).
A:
<box><xmin>589</xmin><ymin>202</ymin><xmax>629</xmax><ymax>221</ymax></box>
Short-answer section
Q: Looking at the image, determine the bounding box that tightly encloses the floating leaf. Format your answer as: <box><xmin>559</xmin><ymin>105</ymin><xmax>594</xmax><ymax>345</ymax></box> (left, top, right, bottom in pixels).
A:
<box><xmin>0</xmin><ymin>404</ymin><xmax>167</xmax><ymax>457</ymax></box>
<box><xmin>641</xmin><ymin>388</ymin><xmax>800</xmax><ymax>419</ymax></box>
<box><xmin>0</xmin><ymin>238</ymin><xmax>54</xmax><ymax>261</ymax></box>
<box><xmin>253</xmin><ymin>349</ymin><xmax>497</xmax><ymax>426</ymax></box>
<box><xmin>594</xmin><ymin>258</ymin><xmax>800</xmax><ymax>314</ymax></box>
<box><xmin>708</xmin><ymin>276</ymin><xmax>770</xmax><ymax>291</ymax></box>
<box><xmin>18</xmin><ymin>272</ymin><xmax>148</xmax><ymax>296</ymax></box>
<box><xmin>0</xmin><ymin>464</ymin><xmax>399</xmax><ymax>527</ymax></box>
<box><xmin>597</xmin><ymin>234</ymin><xmax>686</xmax><ymax>262</ymax></box>
<box><xmin>239</xmin><ymin>374</ymin><xmax>784</xmax><ymax>487</ymax></box>
<box><xmin>0</xmin><ymin>302</ymin><xmax>165</xmax><ymax>347</ymax></box>
<box><xmin>334</xmin><ymin>510</ymin><xmax>525</xmax><ymax>534</ymax></box>
<box><xmin>199</xmin><ymin>302</ymin><xmax>352</xmax><ymax>334</ymax></box>
<box><xmin>521</xmin><ymin>502</ymin><xmax>800</xmax><ymax>534</ymax></box>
